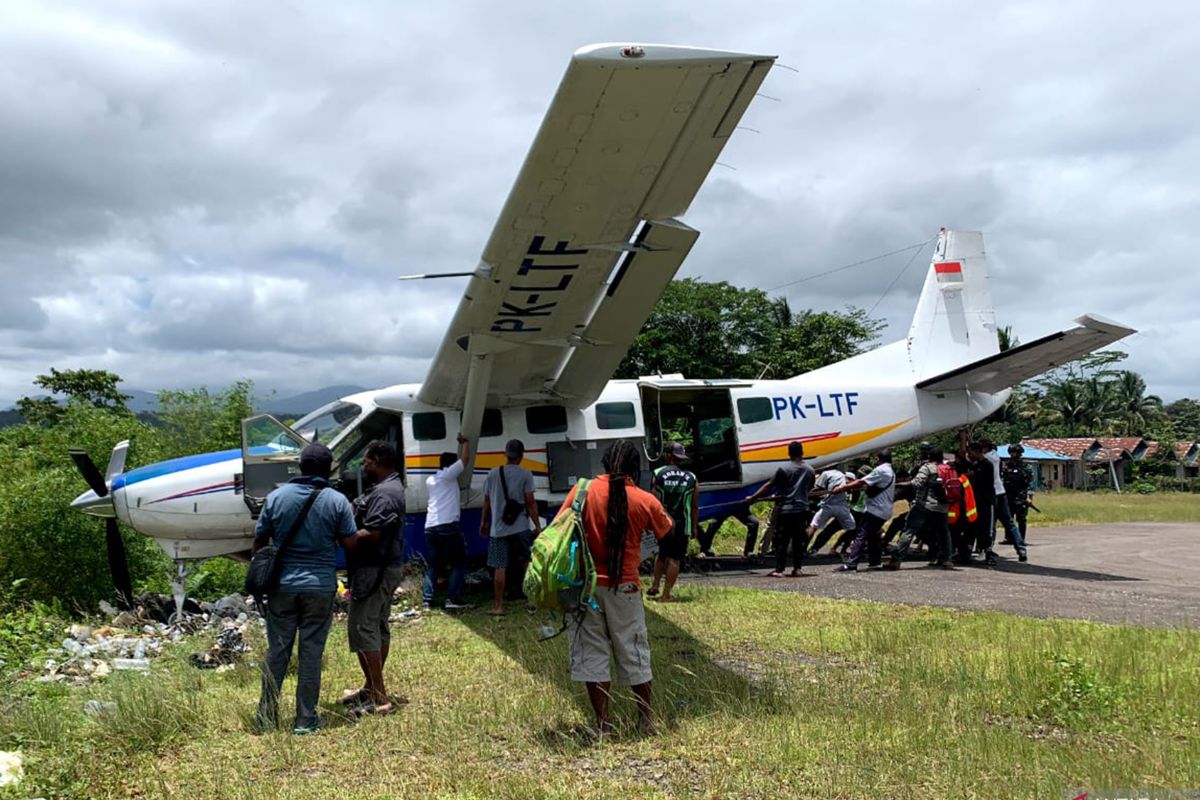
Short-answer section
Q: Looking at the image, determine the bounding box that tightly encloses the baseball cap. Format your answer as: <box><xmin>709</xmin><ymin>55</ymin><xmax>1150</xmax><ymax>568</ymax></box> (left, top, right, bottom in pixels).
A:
<box><xmin>504</xmin><ymin>439</ymin><xmax>525</xmax><ymax>458</ymax></box>
<box><xmin>299</xmin><ymin>442</ymin><xmax>333</xmax><ymax>473</ymax></box>
<box><xmin>664</xmin><ymin>442</ymin><xmax>688</xmax><ymax>460</ymax></box>
<box><xmin>1009</xmin><ymin>443</ymin><xmax>1025</xmax><ymax>454</ymax></box>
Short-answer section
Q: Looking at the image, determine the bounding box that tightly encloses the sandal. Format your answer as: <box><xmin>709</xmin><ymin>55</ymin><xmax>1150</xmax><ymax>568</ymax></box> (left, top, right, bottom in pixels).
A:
<box><xmin>646</xmin><ymin>586</ymin><xmax>660</xmax><ymax>597</ymax></box>
<box><xmin>338</xmin><ymin>688</ymin><xmax>369</xmax><ymax>706</ymax></box>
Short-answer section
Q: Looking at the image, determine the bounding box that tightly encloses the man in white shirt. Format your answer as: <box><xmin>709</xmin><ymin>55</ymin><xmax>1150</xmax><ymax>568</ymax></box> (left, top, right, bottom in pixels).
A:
<box><xmin>422</xmin><ymin>433</ymin><xmax>472</xmax><ymax>610</ymax></box>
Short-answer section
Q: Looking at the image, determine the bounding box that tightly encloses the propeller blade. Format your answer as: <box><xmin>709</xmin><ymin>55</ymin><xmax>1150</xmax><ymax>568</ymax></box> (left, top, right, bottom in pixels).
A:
<box><xmin>69</xmin><ymin>449</ymin><xmax>109</xmax><ymax>497</ymax></box>
<box><xmin>105</xmin><ymin>518</ymin><xmax>134</xmax><ymax>610</ymax></box>
<box><xmin>105</xmin><ymin>440</ymin><xmax>130</xmax><ymax>484</ymax></box>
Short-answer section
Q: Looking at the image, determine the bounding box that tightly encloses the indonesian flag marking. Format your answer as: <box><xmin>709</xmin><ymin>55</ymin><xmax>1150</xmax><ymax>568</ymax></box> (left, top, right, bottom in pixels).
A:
<box><xmin>934</xmin><ymin>260</ymin><xmax>963</xmax><ymax>283</ymax></box>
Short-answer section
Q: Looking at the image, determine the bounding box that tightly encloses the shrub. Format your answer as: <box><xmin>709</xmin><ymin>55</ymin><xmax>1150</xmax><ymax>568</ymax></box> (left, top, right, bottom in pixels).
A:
<box><xmin>1035</xmin><ymin>654</ymin><xmax>1124</xmax><ymax>729</ymax></box>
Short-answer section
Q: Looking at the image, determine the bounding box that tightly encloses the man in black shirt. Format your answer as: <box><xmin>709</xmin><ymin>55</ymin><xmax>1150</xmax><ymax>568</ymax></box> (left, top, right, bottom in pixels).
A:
<box><xmin>344</xmin><ymin>440</ymin><xmax>406</xmax><ymax>716</ymax></box>
<box><xmin>745</xmin><ymin>441</ymin><xmax>815</xmax><ymax>577</ymax></box>
<box><xmin>966</xmin><ymin>440</ymin><xmax>997</xmax><ymax>566</ymax></box>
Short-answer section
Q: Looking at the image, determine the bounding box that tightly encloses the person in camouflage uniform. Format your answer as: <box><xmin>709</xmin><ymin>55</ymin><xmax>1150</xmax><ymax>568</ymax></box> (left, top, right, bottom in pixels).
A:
<box><xmin>1000</xmin><ymin>444</ymin><xmax>1035</xmax><ymax>541</ymax></box>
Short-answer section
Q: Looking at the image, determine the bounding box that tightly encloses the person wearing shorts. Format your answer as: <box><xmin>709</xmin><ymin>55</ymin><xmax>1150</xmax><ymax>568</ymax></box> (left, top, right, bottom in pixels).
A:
<box><xmin>480</xmin><ymin>439</ymin><xmax>542</xmax><ymax>616</ymax></box>
<box><xmin>344</xmin><ymin>440</ymin><xmax>406</xmax><ymax>717</ymax></box>
<box><xmin>559</xmin><ymin>440</ymin><xmax>674</xmax><ymax>736</ymax></box>
<box><xmin>648</xmin><ymin>442</ymin><xmax>697</xmax><ymax>603</ymax></box>
<box><xmin>806</xmin><ymin>468</ymin><xmax>856</xmax><ymax>553</ymax></box>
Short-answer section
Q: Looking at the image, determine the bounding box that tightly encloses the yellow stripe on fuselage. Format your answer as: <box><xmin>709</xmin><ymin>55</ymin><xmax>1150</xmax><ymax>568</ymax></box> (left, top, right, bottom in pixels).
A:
<box><xmin>740</xmin><ymin>419</ymin><xmax>913</xmax><ymax>463</ymax></box>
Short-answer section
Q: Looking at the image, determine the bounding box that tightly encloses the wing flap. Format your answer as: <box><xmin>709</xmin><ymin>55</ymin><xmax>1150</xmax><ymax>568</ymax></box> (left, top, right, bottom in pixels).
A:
<box><xmin>418</xmin><ymin>44</ymin><xmax>775</xmax><ymax>409</ymax></box>
<box><xmin>916</xmin><ymin>314</ymin><xmax>1137</xmax><ymax>394</ymax></box>
<box><xmin>551</xmin><ymin>219</ymin><xmax>700</xmax><ymax>403</ymax></box>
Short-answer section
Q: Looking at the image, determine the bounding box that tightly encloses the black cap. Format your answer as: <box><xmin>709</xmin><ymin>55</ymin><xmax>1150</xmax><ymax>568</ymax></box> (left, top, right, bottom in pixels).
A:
<box><xmin>918</xmin><ymin>441</ymin><xmax>933</xmax><ymax>452</ymax></box>
<box><xmin>299</xmin><ymin>442</ymin><xmax>333</xmax><ymax>473</ymax></box>
<box><xmin>1010</xmin><ymin>443</ymin><xmax>1025</xmax><ymax>454</ymax></box>
<box><xmin>504</xmin><ymin>439</ymin><xmax>525</xmax><ymax>458</ymax></box>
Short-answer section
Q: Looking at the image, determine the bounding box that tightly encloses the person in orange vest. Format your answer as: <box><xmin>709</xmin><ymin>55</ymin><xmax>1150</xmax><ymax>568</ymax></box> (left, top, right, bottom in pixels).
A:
<box><xmin>947</xmin><ymin>458</ymin><xmax>979</xmax><ymax>564</ymax></box>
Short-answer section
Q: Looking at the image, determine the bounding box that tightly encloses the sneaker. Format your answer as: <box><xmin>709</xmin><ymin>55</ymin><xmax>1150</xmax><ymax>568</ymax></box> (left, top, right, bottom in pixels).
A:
<box><xmin>422</xmin><ymin>602</ymin><xmax>433</xmax><ymax>611</ymax></box>
<box><xmin>1018</xmin><ymin>553</ymin><xmax>1028</xmax><ymax>562</ymax></box>
<box><xmin>835</xmin><ymin>564</ymin><xmax>857</xmax><ymax>573</ymax></box>
<box><xmin>882</xmin><ymin>561</ymin><xmax>900</xmax><ymax>571</ymax></box>
<box><xmin>444</xmin><ymin>600</ymin><xmax>473</xmax><ymax>611</ymax></box>
<box><xmin>938</xmin><ymin>561</ymin><xmax>958</xmax><ymax>570</ymax></box>
<box><xmin>985</xmin><ymin>554</ymin><xmax>998</xmax><ymax>567</ymax></box>
<box><xmin>292</xmin><ymin>719</ymin><xmax>322</xmax><ymax>735</ymax></box>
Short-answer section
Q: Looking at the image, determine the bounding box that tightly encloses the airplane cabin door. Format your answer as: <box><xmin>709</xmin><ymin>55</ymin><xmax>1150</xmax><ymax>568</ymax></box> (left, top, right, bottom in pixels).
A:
<box><xmin>240</xmin><ymin>414</ymin><xmax>311</xmax><ymax>517</ymax></box>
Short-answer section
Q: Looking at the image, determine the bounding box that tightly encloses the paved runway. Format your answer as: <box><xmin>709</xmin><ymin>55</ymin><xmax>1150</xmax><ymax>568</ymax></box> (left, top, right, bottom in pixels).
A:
<box><xmin>683</xmin><ymin>523</ymin><xmax>1200</xmax><ymax>628</ymax></box>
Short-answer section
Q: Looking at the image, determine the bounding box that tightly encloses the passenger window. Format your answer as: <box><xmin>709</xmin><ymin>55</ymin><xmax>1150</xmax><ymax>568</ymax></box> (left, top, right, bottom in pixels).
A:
<box><xmin>596</xmin><ymin>402</ymin><xmax>636</xmax><ymax>430</ymax></box>
<box><xmin>737</xmin><ymin>397</ymin><xmax>774</xmax><ymax>424</ymax></box>
<box><xmin>412</xmin><ymin>412</ymin><xmax>446</xmax><ymax>441</ymax></box>
<box><xmin>525</xmin><ymin>405</ymin><xmax>567</xmax><ymax>434</ymax></box>
<box><xmin>481</xmin><ymin>408</ymin><xmax>503</xmax><ymax>438</ymax></box>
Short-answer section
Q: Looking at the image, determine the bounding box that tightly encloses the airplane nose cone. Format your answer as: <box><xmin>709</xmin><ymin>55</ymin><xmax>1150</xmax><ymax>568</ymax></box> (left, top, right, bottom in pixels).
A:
<box><xmin>71</xmin><ymin>489</ymin><xmax>115</xmax><ymax>518</ymax></box>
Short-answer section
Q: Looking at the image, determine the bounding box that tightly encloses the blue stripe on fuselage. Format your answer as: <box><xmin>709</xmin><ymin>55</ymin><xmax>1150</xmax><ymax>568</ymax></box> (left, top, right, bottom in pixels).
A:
<box><xmin>112</xmin><ymin>449</ymin><xmax>241</xmax><ymax>490</ymax></box>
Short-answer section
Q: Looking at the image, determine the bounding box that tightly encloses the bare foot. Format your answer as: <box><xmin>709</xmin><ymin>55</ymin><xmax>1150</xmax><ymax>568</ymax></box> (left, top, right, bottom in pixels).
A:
<box><xmin>487</xmin><ymin>608</ymin><xmax>505</xmax><ymax>617</ymax></box>
<box><xmin>766</xmin><ymin>570</ymin><xmax>785</xmax><ymax>578</ymax></box>
<box><xmin>647</xmin><ymin>586</ymin><xmax>660</xmax><ymax>597</ymax></box>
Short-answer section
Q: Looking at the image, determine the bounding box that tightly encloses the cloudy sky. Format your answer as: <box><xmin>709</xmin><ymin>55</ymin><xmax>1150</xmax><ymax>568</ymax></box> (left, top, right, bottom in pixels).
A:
<box><xmin>2</xmin><ymin>0</ymin><xmax>1197</xmax><ymax>408</ymax></box>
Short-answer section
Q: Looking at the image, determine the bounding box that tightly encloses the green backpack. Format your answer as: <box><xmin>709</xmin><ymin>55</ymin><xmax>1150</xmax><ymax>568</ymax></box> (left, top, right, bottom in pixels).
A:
<box><xmin>523</xmin><ymin>479</ymin><xmax>597</xmax><ymax>637</ymax></box>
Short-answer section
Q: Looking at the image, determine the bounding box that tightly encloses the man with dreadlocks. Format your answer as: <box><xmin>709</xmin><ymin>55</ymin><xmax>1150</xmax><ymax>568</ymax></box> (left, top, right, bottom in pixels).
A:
<box><xmin>558</xmin><ymin>440</ymin><xmax>674</xmax><ymax>737</ymax></box>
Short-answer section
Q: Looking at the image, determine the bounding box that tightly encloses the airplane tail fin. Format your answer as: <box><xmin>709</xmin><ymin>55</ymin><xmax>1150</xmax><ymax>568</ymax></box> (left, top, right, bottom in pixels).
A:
<box><xmin>906</xmin><ymin>229</ymin><xmax>998</xmax><ymax>382</ymax></box>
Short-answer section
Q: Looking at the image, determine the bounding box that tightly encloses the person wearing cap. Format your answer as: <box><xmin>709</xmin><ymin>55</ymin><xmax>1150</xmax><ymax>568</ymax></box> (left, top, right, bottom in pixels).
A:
<box><xmin>806</xmin><ymin>466</ymin><xmax>855</xmax><ymax>554</ymax></box>
<box><xmin>833</xmin><ymin>449</ymin><xmax>896</xmax><ymax>571</ymax></box>
<box><xmin>647</xmin><ymin>442</ymin><xmax>698</xmax><ymax>602</ymax></box>
<box><xmin>343</xmin><ymin>440</ymin><xmax>407</xmax><ymax>717</ymax></box>
<box><xmin>252</xmin><ymin>442</ymin><xmax>357</xmax><ymax>734</ymax></box>
<box><xmin>480</xmin><ymin>438</ymin><xmax>542</xmax><ymax>616</ymax></box>
<box><xmin>1000</xmin><ymin>444</ymin><xmax>1035</xmax><ymax>544</ymax></box>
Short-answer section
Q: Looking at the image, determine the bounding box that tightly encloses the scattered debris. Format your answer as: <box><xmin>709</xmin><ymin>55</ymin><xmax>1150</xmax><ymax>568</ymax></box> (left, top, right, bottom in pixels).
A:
<box><xmin>190</xmin><ymin>623</ymin><xmax>251</xmax><ymax>669</ymax></box>
<box><xmin>35</xmin><ymin>593</ymin><xmax>263</xmax><ymax>685</ymax></box>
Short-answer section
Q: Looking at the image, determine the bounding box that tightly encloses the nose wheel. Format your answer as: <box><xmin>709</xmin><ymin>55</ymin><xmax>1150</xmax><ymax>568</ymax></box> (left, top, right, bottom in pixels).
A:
<box><xmin>168</xmin><ymin>560</ymin><xmax>200</xmax><ymax>624</ymax></box>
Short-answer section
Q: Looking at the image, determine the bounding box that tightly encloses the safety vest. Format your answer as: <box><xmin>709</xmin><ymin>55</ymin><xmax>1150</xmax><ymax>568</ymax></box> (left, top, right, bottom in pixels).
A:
<box><xmin>947</xmin><ymin>474</ymin><xmax>978</xmax><ymax>524</ymax></box>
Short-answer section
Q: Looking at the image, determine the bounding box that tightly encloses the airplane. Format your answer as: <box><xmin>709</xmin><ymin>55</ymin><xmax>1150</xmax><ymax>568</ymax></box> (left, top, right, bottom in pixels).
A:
<box><xmin>68</xmin><ymin>43</ymin><xmax>1135</xmax><ymax>611</ymax></box>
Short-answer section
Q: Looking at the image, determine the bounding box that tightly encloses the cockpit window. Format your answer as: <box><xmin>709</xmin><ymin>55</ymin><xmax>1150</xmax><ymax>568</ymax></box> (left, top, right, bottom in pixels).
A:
<box><xmin>293</xmin><ymin>401</ymin><xmax>362</xmax><ymax>444</ymax></box>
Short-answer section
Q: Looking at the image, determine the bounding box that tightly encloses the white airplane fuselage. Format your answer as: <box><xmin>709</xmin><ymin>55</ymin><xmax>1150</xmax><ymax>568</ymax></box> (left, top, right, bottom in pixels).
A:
<box><xmin>74</xmin><ymin>336</ymin><xmax>1008</xmax><ymax>564</ymax></box>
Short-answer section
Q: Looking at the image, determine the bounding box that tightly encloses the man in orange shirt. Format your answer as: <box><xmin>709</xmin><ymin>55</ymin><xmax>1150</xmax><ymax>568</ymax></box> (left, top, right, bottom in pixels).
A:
<box><xmin>559</xmin><ymin>440</ymin><xmax>674</xmax><ymax>737</ymax></box>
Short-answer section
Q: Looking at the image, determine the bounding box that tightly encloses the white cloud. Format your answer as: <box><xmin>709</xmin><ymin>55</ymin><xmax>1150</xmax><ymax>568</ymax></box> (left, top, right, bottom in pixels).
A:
<box><xmin>1</xmin><ymin>0</ymin><xmax>1196</xmax><ymax>406</ymax></box>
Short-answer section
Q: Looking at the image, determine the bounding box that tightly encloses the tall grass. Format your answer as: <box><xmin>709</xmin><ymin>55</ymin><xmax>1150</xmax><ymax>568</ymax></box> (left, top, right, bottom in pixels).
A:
<box><xmin>2</xmin><ymin>587</ymin><xmax>1197</xmax><ymax>798</ymax></box>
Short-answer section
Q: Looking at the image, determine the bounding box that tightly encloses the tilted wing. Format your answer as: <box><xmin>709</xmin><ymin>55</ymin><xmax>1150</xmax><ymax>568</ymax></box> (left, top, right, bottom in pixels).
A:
<box><xmin>916</xmin><ymin>314</ymin><xmax>1137</xmax><ymax>394</ymax></box>
<box><xmin>418</xmin><ymin>43</ymin><xmax>775</xmax><ymax>410</ymax></box>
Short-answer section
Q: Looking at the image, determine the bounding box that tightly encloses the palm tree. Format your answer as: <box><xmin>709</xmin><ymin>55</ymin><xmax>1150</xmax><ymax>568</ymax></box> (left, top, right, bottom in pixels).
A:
<box><xmin>1043</xmin><ymin>379</ymin><xmax>1089</xmax><ymax>436</ymax></box>
<box><xmin>998</xmin><ymin>325</ymin><xmax>1020</xmax><ymax>353</ymax></box>
<box><xmin>1112</xmin><ymin>370</ymin><xmax>1163</xmax><ymax>434</ymax></box>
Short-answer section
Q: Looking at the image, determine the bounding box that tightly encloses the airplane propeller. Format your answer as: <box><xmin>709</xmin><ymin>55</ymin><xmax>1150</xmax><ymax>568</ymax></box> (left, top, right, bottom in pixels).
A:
<box><xmin>69</xmin><ymin>442</ymin><xmax>134</xmax><ymax>610</ymax></box>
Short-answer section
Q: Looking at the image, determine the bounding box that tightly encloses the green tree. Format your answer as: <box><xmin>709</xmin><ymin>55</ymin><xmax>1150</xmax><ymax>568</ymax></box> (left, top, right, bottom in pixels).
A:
<box><xmin>1165</xmin><ymin>398</ymin><xmax>1200</xmax><ymax>440</ymax></box>
<box><xmin>16</xmin><ymin>368</ymin><xmax>131</xmax><ymax>426</ymax></box>
<box><xmin>617</xmin><ymin>278</ymin><xmax>882</xmax><ymax>380</ymax></box>
<box><xmin>1111</xmin><ymin>371</ymin><xmax>1163</xmax><ymax>435</ymax></box>
<box><xmin>155</xmin><ymin>381</ymin><xmax>254</xmax><ymax>457</ymax></box>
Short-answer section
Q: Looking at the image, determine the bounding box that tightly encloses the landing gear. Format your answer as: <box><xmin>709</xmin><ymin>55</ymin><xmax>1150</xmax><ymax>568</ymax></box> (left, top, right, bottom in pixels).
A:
<box><xmin>168</xmin><ymin>559</ymin><xmax>201</xmax><ymax>623</ymax></box>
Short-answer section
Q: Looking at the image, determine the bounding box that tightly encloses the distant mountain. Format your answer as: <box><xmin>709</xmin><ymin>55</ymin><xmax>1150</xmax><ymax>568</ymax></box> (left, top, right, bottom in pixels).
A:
<box><xmin>0</xmin><ymin>384</ymin><xmax>368</xmax><ymax>429</ymax></box>
<box><xmin>262</xmin><ymin>385</ymin><xmax>367</xmax><ymax>417</ymax></box>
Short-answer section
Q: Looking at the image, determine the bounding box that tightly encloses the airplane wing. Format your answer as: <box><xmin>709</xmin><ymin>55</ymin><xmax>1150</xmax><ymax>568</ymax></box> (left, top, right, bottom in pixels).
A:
<box><xmin>418</xmin><ymin>43</ymin><xmax>775</xmax><ymax>412</ymax></box>
<box><xmin>916</xmin><ymin>314</ymin><xmax>1137</xmax><ymax>394</ymax></box>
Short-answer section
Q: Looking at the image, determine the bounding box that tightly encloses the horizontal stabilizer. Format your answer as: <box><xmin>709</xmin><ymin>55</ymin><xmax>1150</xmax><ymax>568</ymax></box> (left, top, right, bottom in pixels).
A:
<box><xmin>916</xmin><ymin>314</ymin><xmax>1136</xmax><ymax>394</ymax></box>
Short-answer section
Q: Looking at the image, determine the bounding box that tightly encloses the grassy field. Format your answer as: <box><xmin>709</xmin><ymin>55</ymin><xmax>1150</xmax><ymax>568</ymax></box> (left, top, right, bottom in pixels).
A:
<box><xmin>2</xmin><ymin>584</ymin><xmax>1197</xmax><ymax>799</ymax></box>
<box><xmin>706</xmin><ymin>490</ymin><xmax>1200</xmax><ymax>554</ymax></box>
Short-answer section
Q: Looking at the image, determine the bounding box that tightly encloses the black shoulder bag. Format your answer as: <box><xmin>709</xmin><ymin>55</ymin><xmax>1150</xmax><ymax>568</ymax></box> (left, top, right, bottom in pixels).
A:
<box><xmin>865</xmin><ymin>472</ymin><xmax>895</xmax><ymax>499</ymax></box>
<box><xmin>498</xmin><ymin>466</ymin><xmax>525</xmax><ymax>526</ymax></box>
<box><xmin>245</xmin><ymin>487</ymin><xmax>323</xmax><ymax>600</ymax></box>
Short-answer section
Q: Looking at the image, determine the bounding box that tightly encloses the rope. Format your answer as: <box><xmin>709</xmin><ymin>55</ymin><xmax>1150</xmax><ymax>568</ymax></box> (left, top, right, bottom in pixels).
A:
<box><xmin>867</xmin><ymin>237</ymin><xmax>935</xmax><ymax>316</ymax></box>
<box><xmin>769</xmin><ymin>238</ymin><xmax>932</xmax><ymax>292</ymax></box>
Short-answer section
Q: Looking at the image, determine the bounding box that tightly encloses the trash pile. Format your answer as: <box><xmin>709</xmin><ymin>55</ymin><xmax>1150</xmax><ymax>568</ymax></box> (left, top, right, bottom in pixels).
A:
<box><xmin>35</xmin><ymin>592</ymin><xmax>262</xmax><ymax>684</ymax></box>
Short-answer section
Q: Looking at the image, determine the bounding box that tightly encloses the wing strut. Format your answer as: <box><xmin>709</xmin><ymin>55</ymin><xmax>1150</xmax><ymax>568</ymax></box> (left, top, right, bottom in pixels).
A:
<box><xmin>458</xmin><ymin>348</ymin><xmax>494</xmax><ymax>488</ymax></box>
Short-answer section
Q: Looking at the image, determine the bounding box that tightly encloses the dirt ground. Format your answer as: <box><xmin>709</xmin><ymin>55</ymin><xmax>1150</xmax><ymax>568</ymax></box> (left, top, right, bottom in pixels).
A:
<box><xmin>683</xmin><ymin>523</ymin><xmax>1200</xmax><ymax>628</ymax></box>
